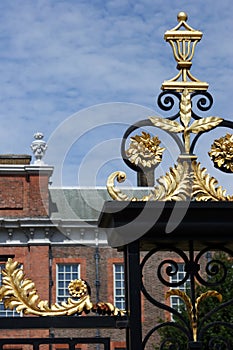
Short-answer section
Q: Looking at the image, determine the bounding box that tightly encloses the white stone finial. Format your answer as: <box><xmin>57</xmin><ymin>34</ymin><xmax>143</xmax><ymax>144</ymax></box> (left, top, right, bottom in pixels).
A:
<box><xmin>31</xmin><ymin>132</ymin><xmax>48</xmax><ymax>165</ymax></box>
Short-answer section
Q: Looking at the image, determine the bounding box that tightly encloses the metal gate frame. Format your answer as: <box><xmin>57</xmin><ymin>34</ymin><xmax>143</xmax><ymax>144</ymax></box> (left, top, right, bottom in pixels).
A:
<box><xmin>0</xmin><ymin>337</ymin><xmax>110</xmax><ymax>350</ymax></box>
<box><xmin>0</xmin><ymin>316</ymin><xmax>128</xmax><ymax>350</ymax></box>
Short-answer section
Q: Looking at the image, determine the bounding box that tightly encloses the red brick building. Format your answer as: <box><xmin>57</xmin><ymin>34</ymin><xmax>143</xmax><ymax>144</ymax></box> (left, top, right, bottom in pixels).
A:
<box><xmin>0</xmin><ymin>152</ymin><xmax>195</xmax><ymax>350</ymax></box>
<box><xmin>0</xmin><ymin>154</ymin><xmax>134</xmax><ymax>349</ymax></box>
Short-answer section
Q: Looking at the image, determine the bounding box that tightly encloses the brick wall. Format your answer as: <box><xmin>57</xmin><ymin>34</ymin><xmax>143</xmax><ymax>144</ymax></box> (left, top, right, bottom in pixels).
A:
<box><xmin>0</xmin><ymin>245</ymin><xmax>50</xmax><ymax>340</ymax></box>
<box><xmin>0</xmin><ymin>162</ymin><xmax>53</xmax><ymax>217</ymax></box>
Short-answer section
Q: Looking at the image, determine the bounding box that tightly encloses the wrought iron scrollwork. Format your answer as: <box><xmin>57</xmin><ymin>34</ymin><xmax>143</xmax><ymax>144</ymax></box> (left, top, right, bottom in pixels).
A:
<box><xmin>141</xmin><ymin>246</ymin><xmax>193</xmax><ymax>348</ymax></box>
<box><xmin>157</xmin><ymin>259</ymin><xmax>191</xmax><ymax>288</ymax></box>
<box><xmin>140</xmin><ymin>244</ymin><xmax>233</xmax><ymax>348</ymax></box>
<box><xmin>208</xmin><ymin>335</ymin><xmax>231</xmax><ymax>350</ymax></box>
<box><xmin>194</xmin><ymin>246</ymin><xmax>233</xmax><ymax>287</ymax></box>
<box><xmin>157</xmin><ymin>91</ymin><xmax>181</xmax><ymax>120</ymax></box>
<box><xmin>191</xmin><ymin>91</ymin><xmax>214</xmax><ymax>118</ymax></box>
<box><xmin>142</xmin><ymin>322</ymin><xmax>191</xmax><ymax>349</ymax></box>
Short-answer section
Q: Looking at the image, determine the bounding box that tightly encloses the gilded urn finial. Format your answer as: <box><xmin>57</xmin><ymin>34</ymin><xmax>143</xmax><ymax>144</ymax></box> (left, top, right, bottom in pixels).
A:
<box><xmin>161</xmin><ymin>12</ymin><xmax>208</xmax><ymax>91</ymax></box>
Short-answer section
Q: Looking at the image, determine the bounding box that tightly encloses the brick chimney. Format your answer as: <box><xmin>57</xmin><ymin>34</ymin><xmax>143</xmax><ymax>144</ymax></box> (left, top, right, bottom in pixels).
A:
<box><xmin>0</xmin><ymin>155</ymin><xmax>53</xmax><ymax>217</ymax></box>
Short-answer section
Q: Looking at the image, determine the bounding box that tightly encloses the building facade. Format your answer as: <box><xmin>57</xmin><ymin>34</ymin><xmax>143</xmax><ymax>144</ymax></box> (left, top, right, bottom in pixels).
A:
<box><xmin>0</xmin><ymin>154</ymin><xmax>169</xmax><ymax>350</ymax></box>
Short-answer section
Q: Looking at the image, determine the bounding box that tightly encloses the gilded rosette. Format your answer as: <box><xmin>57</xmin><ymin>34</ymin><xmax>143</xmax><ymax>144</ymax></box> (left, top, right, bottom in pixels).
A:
<box><xmin>126</xmin><ymin>131</ymin><xmax>165</xmax><ymax>169</ymax></box>
<box><xmin>209</xmin><ymin>133</ymin><xmax>233</xmax><ymax>172</ymax></box>
<box><xmin>68</xmin><ymin>279</ymin><xmax>88</xmax><ymax>298</ymax></box>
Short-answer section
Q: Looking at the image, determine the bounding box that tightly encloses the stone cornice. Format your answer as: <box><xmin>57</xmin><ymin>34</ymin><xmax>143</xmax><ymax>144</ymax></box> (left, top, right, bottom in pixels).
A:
<box><xmin>0</xmin><ymin>164</ymin><xmax>54</xmax><ymax>176</ymax></box>
<box><xmin>0</xmin><ymin>218</ymin><xmax>108</xmax><ymax>246</ymax></box>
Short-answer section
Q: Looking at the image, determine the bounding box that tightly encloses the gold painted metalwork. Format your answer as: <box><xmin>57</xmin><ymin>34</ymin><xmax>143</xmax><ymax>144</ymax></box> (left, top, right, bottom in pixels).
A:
<box><xmin>192</xmin><ymin>161</ymin><xmax>233</xmax><ymax>201</ymax></box>
<box><xmin>0</xmin><ymin>259</ymin><xmax>125</xmax><ymax>317</ymax></box>
<box><xmin>150</xmin><ymin>89</ymin><xmax>223</xmax><ymax>154</ymax></box>
<box><xmin>106</xmin><ymin>12</ymin><xmax>233</xmax><ymax>202</ymax></box>
<box><xmin>107</xmin><ymin>160</ymin><xmax>233</xmax><ymax>202</ymax></box>
<box><xmin>209</xmin><ymin>133</ymin><xmax>233</xmax><ymax>172</ymax></box>
<box><xmin>126</xmin><ymin>131</ymin><xmax>165</xmax><ymax>168</ymax></box>
<box><xmin>166</xmin><ymin>289</ymin><xmax>222</xmax><ymax>341</ymax></box>
<box><xmin>150</xmin><ymin>161</ymin><xmax>192</xmax><ymax>201</ymax></box>
<box><xmin>162</xmin><ymin>12</ymin><xmax>208</xmax><ymax>91</ymax></box>
<box><xmin>107</xmin><ymin>171</ymin><xmax>152</xmax><ymax>201</ymax></box>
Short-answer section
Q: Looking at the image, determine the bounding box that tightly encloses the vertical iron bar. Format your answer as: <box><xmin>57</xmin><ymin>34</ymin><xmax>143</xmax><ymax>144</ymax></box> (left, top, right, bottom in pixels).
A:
<box><xmin>105</xmin><ymin>338</ymin><xmax>111</xmax><ymax>350</ymax></box>
<box><xmin>188</xmin><ymin>341</ymin><xmax>203</xmax><ymax>349</ymax></box>
<box><xmin>125</xmin><ymin>239</ymin><xmax>142</xmax><ymax>350</ymax></box>
<box><xmin>69</xmin><ymin>341</ymin><xmax>76</xmax><ymax>350</ymax></box>
<box><xmin>189</xmin><ymin>240</ymin><xmax>197</xmax><ymax>341</ymax></box>
<box><xmin>33</xmin><ymin>342</ymin><xmax>40</xmax><ymax>350</ymax></box>
<box><xmin>95</xmin><ymin>244</ymin><xmax>101</xmax><ymax>350</ymax></box>
<box><xmin>137</xmin><ymin>169</ymin><xmax>155</xmax><ymax>187</ymax></box>
<box><xmin>124</xmin><ymin>245</ymin><xmax>129</xmax><ymax>347</ymax></box>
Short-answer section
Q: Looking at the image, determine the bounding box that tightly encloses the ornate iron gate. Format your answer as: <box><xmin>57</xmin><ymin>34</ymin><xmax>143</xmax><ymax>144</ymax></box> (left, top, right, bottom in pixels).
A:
<box><xmin>100</xmin><ymin>11</ymin><xmax>233</xmax><ymax>350</ymax></box>
<box><xmin>0</xmin><ymin>11</ymin><xmax>233</xmax><ymax>350</ymax></box>
<box><xmin>0</xmin><ymin>337</ymin><xmax>111</xmax><ymax>350</ymax></box>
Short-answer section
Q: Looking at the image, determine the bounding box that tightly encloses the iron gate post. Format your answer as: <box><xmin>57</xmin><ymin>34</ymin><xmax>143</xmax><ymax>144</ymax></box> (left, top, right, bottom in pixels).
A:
<box><xmin>188</xmin><ymin>341</ymin><xmax>202</xmax><ymax>349</ymax></box>
<box><xmin>124</xmin><ymin>239</ymin><xmax>142</xmax><ymax>350</ymax></box>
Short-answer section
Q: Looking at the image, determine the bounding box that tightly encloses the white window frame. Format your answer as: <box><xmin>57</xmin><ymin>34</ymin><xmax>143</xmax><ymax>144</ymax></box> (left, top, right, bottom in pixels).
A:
<box><xmin>169</xmin><ymin>262</ymin><xmax>190</xmax><ymax>312</ymax></box>
<box><xmin>56</xmin><ymin>263</ymin><xmax>80</xmax><ymax>303</ymax></box>
<box><xmin>0</xmin><ymin>264</ymin><xmax>21</xmax><ymax>317</ymax></box>
<box><xmin>113</xmin><ymin>263</ymin><xmax>125</xmax><ymax>310</ymax></box>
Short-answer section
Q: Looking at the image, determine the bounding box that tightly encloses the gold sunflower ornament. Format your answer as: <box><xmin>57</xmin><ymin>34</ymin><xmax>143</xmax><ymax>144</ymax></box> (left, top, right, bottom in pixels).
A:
<box><xmin>209</xmin><ymin>133</ymin><xmax>233</xmax><ymax>172</ymax></box>
<box><xmin>126</xmin><ymin>132</ymin><xmax>165</xmax><ymax>168</ymax></box>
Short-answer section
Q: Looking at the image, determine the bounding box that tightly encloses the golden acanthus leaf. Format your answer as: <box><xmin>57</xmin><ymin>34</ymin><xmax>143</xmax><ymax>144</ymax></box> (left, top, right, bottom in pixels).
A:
<box><xmin>166</xmin><ymin>289</ymin><xmax>193</xmax><ymax>321</ymax></box>
<box><xmin>106</xmin><ymin>163</ymin><xmax>233</xmax><ymax>202</ymax></box>
<box><xmin>149</xmin><ymin>116</ymin><xmax>184</xmax><ymax>133</ymax></box>
<box><xmin>0</xmin><ymin>259</ymin><xmax>126</xmax><ymax>316</ymax></box>
<box><xmin>192</xmin><ymin>161</ymin><xmax>233</xmax><ymax>201</ymax></box>
<box><xmin>0</xmin><ymin>259</ymin><xmax>93</xmax><ymax>316</ymax></box>
<box><xmin>187</xmin><ymin>116</ymin><xmax>223</xmax><ymax>134</ymax></box>
<box><xmin>151</xmin><ymin>161</ymin><xmax>192</xmax><ymax>201</ymax></box>
<box><xmin>195</xmin><ymin>290</ymin><xmax>222</xmax><ymax>316</ymax></box>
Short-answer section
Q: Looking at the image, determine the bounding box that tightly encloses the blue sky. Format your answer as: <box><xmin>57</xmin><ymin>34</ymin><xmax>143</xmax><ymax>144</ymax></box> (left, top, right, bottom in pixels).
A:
<box><xmin>0</xmin><ymin>0</ymin><xmax>233</xmax><ymax>191</ymax></box>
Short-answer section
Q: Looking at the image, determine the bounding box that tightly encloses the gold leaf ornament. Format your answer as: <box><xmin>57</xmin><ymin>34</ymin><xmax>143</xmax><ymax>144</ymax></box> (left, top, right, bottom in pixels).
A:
<box><xmin>149</xmin><ymin>116</ymin><xmax>184</xmax><ymax>133</ymax></box>
<box><xmin>166</xmin><ymin>288</ymin><xmax>222</xmax><ymax>342</ymax></box>
<box><xmin>151</xmin><ymin>161</ymin><xmax>192</xmax><ymax>201</ymax></box>
<box><xmin>166</xmin><ymin>289</ymin><xmax>193</xmax><ymax>320</ymax></box>
<box><xmin>107</xmin><ymin>161</ymin><xmax>192</xmax><ymax>202</ymax></box>
<box><xmin>0</xmin><ymin>259</ymin><xmax>125</xmax><ymax>316</ymax></box>
<box><xmin>180</xmin><ymin>88</ymin><xmax>192</xmax><ymax>128</ymax></box>
<box><xmin>187</xmin><ymin>116</ymin><xmax>223</xmax><ymax>134</ymax></box>
<box><xmin>192</xmin><ymin>161</ymin><xmax>233</xmax><ymax>201</ymax></box>
<box><xmin>195</xmin><ymin>290</ymin><xmax>222</xmax><ymax>315</ymax></box>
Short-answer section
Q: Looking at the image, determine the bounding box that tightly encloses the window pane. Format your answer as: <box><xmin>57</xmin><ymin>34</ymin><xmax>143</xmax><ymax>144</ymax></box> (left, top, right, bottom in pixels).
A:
<box><xmin>56</xmin><ymin>263</ymin><xmax>80</xmax><ymax>303</ymax></box>
<box><xmin>169</xmin><ymin>263</ymin><xmax>190</xmax><ymax>313</ymax></box>
<box><xmin>113</xmin><ymin>264</ymin><xmax>125</xmax><ymax>310</ymax></box>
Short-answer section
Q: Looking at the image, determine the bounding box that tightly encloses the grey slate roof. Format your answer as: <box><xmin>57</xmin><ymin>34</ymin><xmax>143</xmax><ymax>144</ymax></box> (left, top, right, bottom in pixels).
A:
<box><xmin>49</xmin><ymin>187</ymin><xmax>151</xmax><ymax>222</ymax></box>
